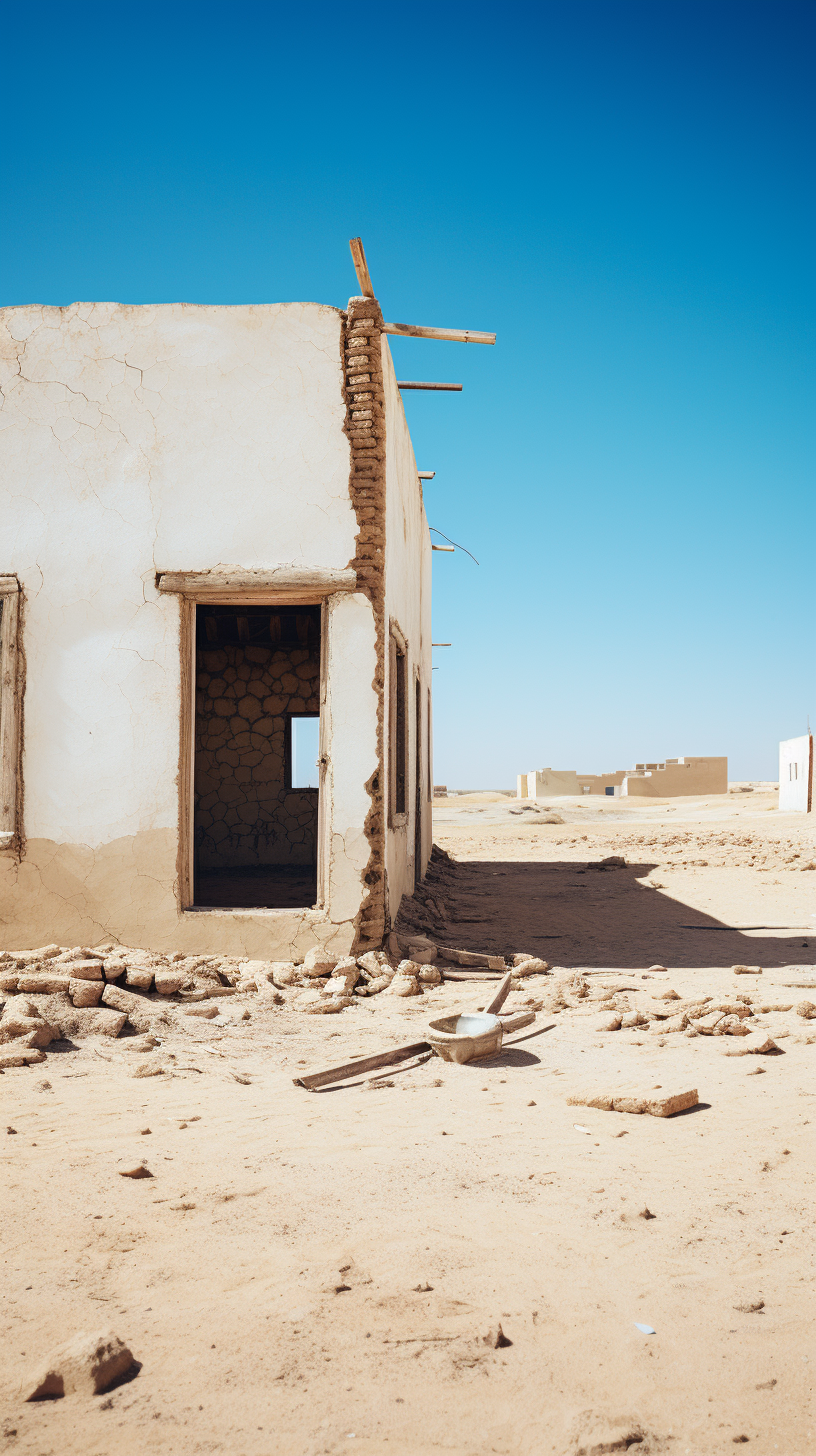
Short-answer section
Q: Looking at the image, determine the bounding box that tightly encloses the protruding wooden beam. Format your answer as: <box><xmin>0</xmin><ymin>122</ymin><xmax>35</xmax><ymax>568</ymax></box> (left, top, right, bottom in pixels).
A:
<box><xmin>349</xmin><ymin>237</ymin><xmax>375</xmax><ymax>297</ymax></box>
<box><xmin>397</xmin><ymin>381</ymin><xmax>462</xmax><ymax>392</ymax></box>
<box><xmin>383</xmin><ymin>321</ymin><xmax>495</xmax><ymax>345</ymax></box>
<box><xmin>418</xmin><ymin>471</ymin><xmax>435</xmax><ymax>480</ymax></box>
<box><xmin>432</xmin><ymin>544</ymin><xmax>455</xmax><ymax>552</ymax></box>
<box><xmin>432</xmin><ymin>642</ymin><xmax>452</xmax><ymax>646</ymax></box>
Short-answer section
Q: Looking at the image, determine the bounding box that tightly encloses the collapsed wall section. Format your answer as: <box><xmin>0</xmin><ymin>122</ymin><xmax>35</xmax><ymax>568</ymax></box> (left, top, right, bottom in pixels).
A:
<box><xmin>342</xmin><ymin>296</ymin><xmax>387</xmax><ymax>950</ymax></box>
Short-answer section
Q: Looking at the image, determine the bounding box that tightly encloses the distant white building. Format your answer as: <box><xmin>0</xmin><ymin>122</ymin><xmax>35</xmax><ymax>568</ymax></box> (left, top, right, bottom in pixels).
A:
<box><xmin>778</xmin><ymin>735</ymin><xmax>813</xmax><ymax>813</ymax></box>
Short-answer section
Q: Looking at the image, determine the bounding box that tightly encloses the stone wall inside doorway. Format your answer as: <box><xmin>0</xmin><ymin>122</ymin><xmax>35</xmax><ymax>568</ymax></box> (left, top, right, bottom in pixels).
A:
<box><xmin>194</xmin><ymin>610</ymin><xmax>320</xmax><ymax>869</ymax></box>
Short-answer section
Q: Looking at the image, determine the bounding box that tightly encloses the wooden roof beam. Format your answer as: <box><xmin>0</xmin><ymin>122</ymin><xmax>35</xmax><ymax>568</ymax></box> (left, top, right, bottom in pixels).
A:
<box><xmin>383</xmin><ymin>321</ymin><xmax>495</xmax><ymax>345</ymax></box>
<box><xmin>349</xmin><ymin>237</ymin><xmax>375</xmax><ymax>297</ymax></box>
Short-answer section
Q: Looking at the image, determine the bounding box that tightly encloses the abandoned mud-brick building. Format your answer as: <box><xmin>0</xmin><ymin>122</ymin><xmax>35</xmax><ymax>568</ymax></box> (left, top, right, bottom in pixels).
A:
<box><xmin>0</xmin><ymin>293</ymin><xmax>436</xmax><ymax>959</ymax></box>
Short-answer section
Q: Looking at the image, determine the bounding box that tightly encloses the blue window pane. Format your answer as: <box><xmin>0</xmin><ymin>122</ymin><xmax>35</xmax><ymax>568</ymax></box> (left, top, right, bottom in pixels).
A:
<box><xmin>291</xmin><ymin>716</ymin><xmax>319</xmax><ymax>789</ymax></box>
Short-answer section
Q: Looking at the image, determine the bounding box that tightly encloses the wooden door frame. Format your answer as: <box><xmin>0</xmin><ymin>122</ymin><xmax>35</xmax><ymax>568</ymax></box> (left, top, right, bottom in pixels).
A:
<box><xmin>176</xmin><ymin>592</ymin><xmax>329</xmax><ymax>913</ymax></box>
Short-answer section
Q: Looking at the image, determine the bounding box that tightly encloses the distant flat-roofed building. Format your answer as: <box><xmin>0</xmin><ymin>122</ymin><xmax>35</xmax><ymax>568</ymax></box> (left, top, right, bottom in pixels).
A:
<box><xmin>517</xmin><ymin>756</ymin><xmax>728</xmax><ymax>799</ymax></box>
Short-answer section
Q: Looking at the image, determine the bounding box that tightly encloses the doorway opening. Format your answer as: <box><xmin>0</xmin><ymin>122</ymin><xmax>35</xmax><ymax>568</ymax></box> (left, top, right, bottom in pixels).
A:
<box><xmin>193</xmin><ymin>603</ymin><xmax>321</xmax><ymax>908</ymax></box>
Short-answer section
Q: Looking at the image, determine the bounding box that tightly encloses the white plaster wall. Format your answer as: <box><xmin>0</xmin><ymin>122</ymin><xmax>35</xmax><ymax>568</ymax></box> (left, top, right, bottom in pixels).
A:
<box><xmin>779</xmin><ymin>735</ymin><xmax>813</xmax><ymax>812</ymax></box>
<box><xmin>323</xmin><ymin>592</ymin><xmax>380</xmax><ymax>927</ymax></box>
<box><xmin>0</xmin><ymin>301</ymin><xmax>376</xmax><ymax>953</ymax></box>
<box><xmin>380</xmin><ymin>337</ymin><xmax>433</xmax><ymax>922</ymax></box>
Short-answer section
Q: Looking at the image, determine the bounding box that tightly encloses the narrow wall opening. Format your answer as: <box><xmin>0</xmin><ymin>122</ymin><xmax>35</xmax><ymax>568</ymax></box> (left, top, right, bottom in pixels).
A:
<box><xmin>193</xmin><ymin>603</ymin><xmax>321</xmax><ymax>908</ymax></box>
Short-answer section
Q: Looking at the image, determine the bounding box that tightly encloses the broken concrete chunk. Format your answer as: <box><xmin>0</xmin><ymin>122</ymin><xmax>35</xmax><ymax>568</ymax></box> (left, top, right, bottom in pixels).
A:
<box><xmin>153</xmin><ymin>970</ymin><xmax>185</xmax><ymax>996</ymax></box>
<box><xmin>62</xmin><ymin>960</ymin><xmax>104</xmax><ymax>981</ymax></box>
<box><xmin>323</xmin><ymin>959</ymin><xmax>360</xmax><ymax>997</ymax></box>
<box><xmin>567</xmin><ymin>1087</ymin><xmax>698</xmax><ymax>1117</ymax></box>
<box><xmin>56</xmin><ymin>1007</ymin><xmax>127</xmax><ymax>1039</ymax></box>
<box><xmin>387</xmin><ymin>968</ymin><xmax>422</xmax><ymax>997</ymax></box>
<box><xmin>732</xmin><ymin>965</ymin><xmax>763</xmax><ymax>975</ymax></box>
<box><xmin>103</xmin><ymin>959</ymin><xmax>129</xmax><ymax>981</ymax></box>
<box><xmin>0</xmin><ymin>1046</ymin><xmax>47</xmax><ymax>1068</ymax></box>
<box><xmin>356</xmin><ymin>951</ymin><xmax>395</xmax><ymax>982</ymax></box>
<box><xmin>722</xmin><ymin>1031</ymin><xmax>779</xmax><ymax>1055</ymax></box>
<box><xmin>620</xmin><ymin>1011</ymin><xmax>646</xmax><ymax>1029</ymax></box>
<box><xmin>125</xmin><ymin>967</ymin><xmax>154</xmax><ymax>990</ymax></box>
<box><xmin>182</xmin><ymin>1003</ymin><xmax>218</xmax><ymax>1018</ymax></box>
<box><xmin>26</xmin><ymin>1331</ymin><xmax>137</xmax><ymax>1400</ymax></box>
<box><xmin>481</xmin><ymin>1322</ymin><xmax>511</xmax><ymax>1348</ymax></box>
<box><xmin>0</xmin><ymin>1008</ymin><xmax>56</xmax><ymax>1047</ymax></box>
<box><xmin>654</xmin><ymin>1012</ymin><xmax>688</xmax><ymax>1034</ymax></box>
<box><xmin>796</xmin><ymin>1001</ymin><xmax>816</xmax><ymax>1019</ymax></box>
<box><xmin>69</xmin><ymin>979</ymin><xmax>104</xmax><ymax>1008</ymax></box>
<box><xmin>695</xmin><ymin>1012</ymin><xmax>726</xmax><ymax>1034</ymax></box>
<box><xmin>101</xmin><ymin>984</ymin><xmax>160</xmax><ymax>1032</ymax></box>
<box><xmin>16</xmin><ymin>975</ymin><xmax>71</xmax><ymax>995</ymax></box>
<box><xmin>596</xmin><ymin>1014</ymin><xmax>622</xmax><ymax>1032</ymax></box>
<box><xmin>417</xmin><ymin>965</ymin><xmax>442</xmax><ymax>985</ymax></box>
<box><xmin>302</xmin><ymin>947</ymin><xmax>339</xmax><ymax>977</ymax></box>
<box><xmin>294</xmin><ymin>989</ymin><xmax>351</xmax><ymax>1014</ymax></box>
<box><xmin>513</xmin><ymin>957</ymin><xmax>549</xmax><ymax>976</ymax></box>
<box><xmin>0</xmin><ymin>973</ymin><xmax>19</xmax><ymax>993</ymax></box>
<box><xmin>648</xmin><ymin>964</ymin><xmax>669</xmax><ymax>973</ymax></box>
<box><xmin>269</xmin><ymin>961</ymin><xmax>300</xmax><ymax>988</ymax></box>
<box><xmin>716</xmin><ymin>1016</ymin><xmax>751</xmax><ymax>1036</ymax></box>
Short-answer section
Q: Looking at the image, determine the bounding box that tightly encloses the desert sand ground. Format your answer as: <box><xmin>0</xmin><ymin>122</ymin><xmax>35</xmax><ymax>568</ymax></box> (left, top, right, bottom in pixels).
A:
<box><xmin>2</xmin><ymin>790</ymin><xmax>815</xmax><ymax>1456</ymax></box>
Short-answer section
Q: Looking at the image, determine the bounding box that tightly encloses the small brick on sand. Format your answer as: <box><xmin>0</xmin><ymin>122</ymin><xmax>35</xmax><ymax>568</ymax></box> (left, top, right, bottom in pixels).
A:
<box><xmin>566</xmin><ymin>1088</ymin><xmax>698</xmax><ymax>1117</ymax></box>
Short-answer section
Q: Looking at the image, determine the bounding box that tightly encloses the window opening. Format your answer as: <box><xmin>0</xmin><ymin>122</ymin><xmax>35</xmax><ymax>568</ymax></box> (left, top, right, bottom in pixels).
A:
<box><xmin>288</xmin><ymin>714</ymin><xmax>320</xmax><ymax>789</ymax></box>
<box><xmin>193</xmin><ymin>603</ymin><xmax>321</xmax><ymax>909</ymax></box>
<box><xmin>393</xmin><ymin>638</ymin><xmax>407</xmax><ymax>816</ymax></box>
<box><xmin>427</xmin><ymin>687</ymin><xmax>432</xmax><ymax>802</ymax></box>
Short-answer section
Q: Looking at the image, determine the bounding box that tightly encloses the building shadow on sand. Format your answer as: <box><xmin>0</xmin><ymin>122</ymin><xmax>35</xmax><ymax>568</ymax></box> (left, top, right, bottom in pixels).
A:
<box><xmin>436</xmin><ymin>859</ymin><xmax>815</xmax><ymax>969</ymax></box>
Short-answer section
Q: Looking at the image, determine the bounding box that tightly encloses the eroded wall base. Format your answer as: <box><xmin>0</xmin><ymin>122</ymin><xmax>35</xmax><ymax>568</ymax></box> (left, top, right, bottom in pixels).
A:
<box><xmin>0</xmin><ymin>833</ymin><xmax>359</xmax><ymax>957</ymax></box>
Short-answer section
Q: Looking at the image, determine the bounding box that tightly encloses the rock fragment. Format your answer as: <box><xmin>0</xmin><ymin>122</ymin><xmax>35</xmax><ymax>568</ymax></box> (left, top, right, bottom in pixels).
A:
<box><xmin>302</xmin><ymin>947</ymin><xmax>338</xmax><ymax>978</ymax></box>
<box><xmin>69</xmin><ymin>980</ymin><xmax>104</xmax><ymax>1007</ymax></box>
<box><xmin>25</xmin><ymin>1331</ymin><xmax>137</xmax><ymax>1399</ymax></box>
<box><xmin>732</xmin><ymin>965</ymin><xmax>762</xmax><ymax>975</ymax></box>
<box><xmin>796</xmin><ymin>1000</ymin><xmax>816</xmax><ymax>1020</ymax></box>
<box><xmin>566</xmin><ymin>1087</ymin><xmax>698</xmax><ymax>1117</ymax></box>
<box><xmin>153</xmin><ymin>970</ymin><xmax>185</xmax><ymax>996</ymax></box>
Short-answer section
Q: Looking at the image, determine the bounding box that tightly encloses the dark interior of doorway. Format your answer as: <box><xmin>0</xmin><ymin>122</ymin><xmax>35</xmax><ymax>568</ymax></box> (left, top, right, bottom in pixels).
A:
<box><xmin>193</xmin><ymin>603</ymin><xmax>321</xmax><ymax>909</ymax></box>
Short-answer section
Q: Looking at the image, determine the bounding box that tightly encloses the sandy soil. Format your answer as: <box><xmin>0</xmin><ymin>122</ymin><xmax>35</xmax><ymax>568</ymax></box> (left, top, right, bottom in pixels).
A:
<box><xmin>2</xmin><ymin>792</ymin><xmax>815</xmax><ymax>1456</ymax></box>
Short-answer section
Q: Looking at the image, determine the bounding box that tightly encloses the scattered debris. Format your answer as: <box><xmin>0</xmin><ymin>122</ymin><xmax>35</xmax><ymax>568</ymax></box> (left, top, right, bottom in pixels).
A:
<box><xmin>732</xmin><ymin>965</ymin><xmax>763</xmax><ymax>975</ymax></box>
<box><xmin>634</xmin><ymin>1323</ymin><xmax>656</xmax><ymax>1335</ymax></box>
<box><xmin>481</xmin><ymin>1323</ymin><xmax>512</xmax><ymax>1348</ymax></box>
<box><xmin>567</xmin><ymin>1088</ymin><xmax>698</xmax><ymax>1117</ymax></box>
<box><xmin>25</xmin><ymin>1331</ymin><xmax>137</xmax><ymax>1400</ymax></box>
<box><xmin>119</xmin><ymin>1164</ymin><xmax>153</xmax><ymax>1179</ymax></box>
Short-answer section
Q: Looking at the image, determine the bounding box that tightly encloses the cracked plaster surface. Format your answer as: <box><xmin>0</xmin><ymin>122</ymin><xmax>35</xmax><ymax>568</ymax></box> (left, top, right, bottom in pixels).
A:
<box><xmin>0</xmin><ymin>302</ymin><xmax>378</xmax><ymax>956</ymax></box>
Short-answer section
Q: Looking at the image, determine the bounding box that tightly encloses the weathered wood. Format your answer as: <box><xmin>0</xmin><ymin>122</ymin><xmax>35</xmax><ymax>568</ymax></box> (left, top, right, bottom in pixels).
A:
<box><xmin>157</xmin><ymin>567</ymin><xmax>357</xmax><ymax>599</ymax></box>
<box><xmin>0</xmin><ymin>580</ymin><xmax>22</xmax><ymax>843</ymax></box>
<box><xmin>418</xmin><ymin>471</ymin><xmax>436</xmax><ymax>480</ymax></box>
<box><xmin>498</xmin><ymin>1009</ymin><xmax>536</xmax><ymax>1033</ymax></box>
<box><xmin>176</xmin><ymin>597</ymin><xmax>195</xmax><ymax>907</ymax></box>
<box><xmin>293</xmin><ymin>1039</ymin><xmax>432</xmax><ymax>1091</ymax></box>
<box><xmin>383</xmin><ymin>322</ymin><xmax>495</xmax><ymax>345</ymax></box>
<box><xmin>397</xmin><ymin>381</ymin><xmax>462</xmax><ymax>391</ymax></box>
<box><xmin>349</xmin><ymin>237</ymin><xmax>375</xmax><ymax>297</ymax></box>
<box><xmin>432</xmin><ymin>545</ymin><xmax>455</xmax><ymax>553</ymax></box>
<box><xmin>440</xmin><ymin>969</ymin><xmax>503</xmax><ymax>982</ymax></box>
<box><xmin>484</xmin><ymin>973</ymin><xmax>513</xmax><ymax>1015</ymax></box>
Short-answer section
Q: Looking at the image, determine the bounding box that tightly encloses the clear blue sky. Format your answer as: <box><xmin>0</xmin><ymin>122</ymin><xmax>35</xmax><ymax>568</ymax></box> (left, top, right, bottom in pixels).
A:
<box><xmin>4</xmin><ymin>1</ymin><xmax>813</xmax><ymax>786</ymax></box>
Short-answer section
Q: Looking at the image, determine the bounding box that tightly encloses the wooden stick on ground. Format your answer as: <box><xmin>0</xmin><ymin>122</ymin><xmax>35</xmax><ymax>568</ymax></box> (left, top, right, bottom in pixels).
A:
<box><xmin>293</xmin><ymin>1039</ymin><xmax>431</xmax><ymax>1091</ymax></box>
<box><xmin>484</xmin><ymin>973</ymin><xmax>513</xmax><ymax>1016</ymax></box>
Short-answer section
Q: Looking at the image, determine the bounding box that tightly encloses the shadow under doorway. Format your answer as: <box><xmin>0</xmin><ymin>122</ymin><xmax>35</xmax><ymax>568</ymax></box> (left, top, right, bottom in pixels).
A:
<box><xmin>193</xmin><ymin>603</ymin><xmax>321</xmax><ymax>909</ymax></box>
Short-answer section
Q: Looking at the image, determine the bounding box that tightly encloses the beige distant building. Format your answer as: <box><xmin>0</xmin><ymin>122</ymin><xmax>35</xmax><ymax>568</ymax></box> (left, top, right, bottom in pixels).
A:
<box><xmin>778</xmin><ymin>735</ymin><xmax>813</xmax><ymax>813</ymax></box>
<box><xmin>517</xmin><ymin>756</ymin><xmax>728</xmax><ymax>799</ymax></box>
